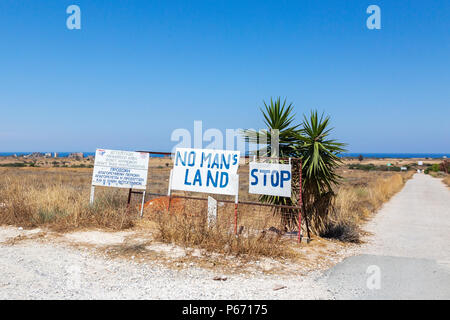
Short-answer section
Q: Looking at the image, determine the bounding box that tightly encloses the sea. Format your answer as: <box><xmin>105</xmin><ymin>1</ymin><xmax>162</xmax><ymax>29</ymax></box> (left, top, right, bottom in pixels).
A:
<box><xmin>338</xmin><ymin>153</ymin><xmax>449</xmax><ymax>159</ymax></box>
<box><xmin>0</xmin><ymin>152</ymin><xmax>448</xmax><ymax>159</ymax></box>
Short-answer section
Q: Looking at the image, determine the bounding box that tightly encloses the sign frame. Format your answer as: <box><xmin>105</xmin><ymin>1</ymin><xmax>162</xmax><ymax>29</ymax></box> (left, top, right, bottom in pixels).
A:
<box><xmin>248</xmin><ymin>160</ymin><xmax>292</xmax><ymax>197</ymax></box>
<box><xmin>168</xmin><ymin>147</ymin><xmax>240</xmax><ymax>198</ymax></box>
<box><xmin>89</xmin><ymin>148</ymin><xmax>150</xmax><ymax>216</ymax></box>
<box><xmin>167</xmin><ymin>147</ymin><xmax>241</xmax><ymax>233</ymax></box>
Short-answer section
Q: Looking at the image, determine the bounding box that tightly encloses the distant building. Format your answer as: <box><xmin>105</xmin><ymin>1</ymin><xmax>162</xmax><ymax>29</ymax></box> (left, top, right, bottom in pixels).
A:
<box><xmin>45</xmin><ymin>153</ymin><xmax>52</xmax><ymax>158</ymax></box>
<box><xmin>53</xmin><ymin>152</ymin><xmax>58</xmax><ymax>158</ymax></box>
<box><xmin>24</xmin><ymin>152</ymin><xmax>45</xmax><ymax>159</ymax></box>
<box><xmin>68</xmin><ymin>152</ymin><xmax>84</xmax><ymax>159</ymax></box>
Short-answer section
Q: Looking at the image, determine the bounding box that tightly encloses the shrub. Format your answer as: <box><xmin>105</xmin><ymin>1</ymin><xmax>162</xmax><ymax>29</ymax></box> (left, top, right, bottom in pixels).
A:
<box><xmin>349</xmin><ymin>163</ymin><xmax>401</xmax><ymax>171</ymax></box>
<box><xmin>426</xmin><ymin>163</ymin><xmax>440</xmax><ymax>174</ymax></box>
<box><xmin>431</xmin><ymin>163</ymin><xmax>440</xmax><ymax>172</ymax></box>
<box><xmin>439</xmin><ymin>161</ymin><xmax>448</xmax><ymax>174</ymax></box>
<box><xmin>321</xmin><ymin>220</ymin><xmax>361</xmax><ymax>243</ymax></box>
<box><xmin>0</xmin><ymin>163</ymin><xmax>27</xmax><ymax>167</ymax></box>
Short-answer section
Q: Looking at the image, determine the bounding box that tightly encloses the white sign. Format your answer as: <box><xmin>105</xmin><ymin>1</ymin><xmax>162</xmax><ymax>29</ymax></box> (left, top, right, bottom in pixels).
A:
<box><xmin>249</xmin><ymin>162</ymin><xmax>292</xmax><ymax>197</ymax></box>
<box><xmin>418</xmin><ymin>161</ymin><xmax>423</xmax><ymax>166</ymax></box>
<box><xmin>91</xmin><ymin>149</ymin><xmax>149</xmax><ymax>190</ymax></box>
<box><xmin>169</xmin><ymin>148</ymin><xmax>240</xmax><ymax>196</ymax></box>
<box><xmin>207</xmin><ymin>196</ymin><xmax>217</xmax><ymax>227</ymax></box>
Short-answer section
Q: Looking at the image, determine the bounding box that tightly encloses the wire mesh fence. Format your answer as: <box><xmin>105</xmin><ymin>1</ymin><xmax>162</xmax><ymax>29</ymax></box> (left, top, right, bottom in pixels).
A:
<box><xmin>125</xmin><ymin>153</ymin><xmax>310</xmax><ymax>242</ymax></box>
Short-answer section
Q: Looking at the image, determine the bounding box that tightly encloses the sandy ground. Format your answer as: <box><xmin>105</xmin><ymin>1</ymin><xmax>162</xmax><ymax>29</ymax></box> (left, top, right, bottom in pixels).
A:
<box><xmin>0</xmin><ymin>173</ymin><xmax>449</xmax><ymax>299</ymax></box>
<box><xmin>0</xmin><ymin>227</ymin><xmax>334</xmax><ymax>299</ymax></box>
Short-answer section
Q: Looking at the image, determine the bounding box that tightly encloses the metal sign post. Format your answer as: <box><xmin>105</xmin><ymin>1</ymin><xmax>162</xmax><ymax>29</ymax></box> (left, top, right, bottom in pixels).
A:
<box><xmin>167</xmin><ymin>169</ymin><xmax>173</xmax><ymax>212</ymax></box>
<box><xmin>139</xmin><ymin>191</ymin><xmax>146</xmax><ymax>217</ymax></box>
<box><xmin>89</xmin><ymin>148</ymin><xmax>150</xmax><ymax>216</ymax></box>
<box><xmin>127</xmin><ymin>188</ymin><xmax>147</xmax><ymax>217</ymax></box>
<box><xmin>234</xmin><ymin>193</ymin><xmax>239</xmax><ymax>235</ymax></box>
<box><xmin>298</xmin><ymin>159</ymin><xmax>303</xmax><ymax>244</ymax></box>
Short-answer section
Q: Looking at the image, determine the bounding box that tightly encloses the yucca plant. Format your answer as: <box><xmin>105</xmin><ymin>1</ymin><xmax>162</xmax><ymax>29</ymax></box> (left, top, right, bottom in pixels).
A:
<box><xmin>242</xmin><ymin>97</ymin><xmax>300</xmax><ymax>158</ymax></box>
<box><xmin>242</xmin><ymin>100</ymin><xmax>346</xmax><ymax>235</ymax></box>
<box><xmin>297</xmin><ymin>111</ymin><xmax>346</xmax><ymax>234</ymax></box>
<box><xmin>241</xmin><ymin>98</ymin><xmax>302</xmax><ymax>230</ymax></box>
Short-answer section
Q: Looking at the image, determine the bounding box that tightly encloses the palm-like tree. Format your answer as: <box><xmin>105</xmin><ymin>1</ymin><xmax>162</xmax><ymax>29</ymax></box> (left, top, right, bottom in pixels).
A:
<box><xmin>242</xmin><ymin>97</ymin><xmax>300</xmax><ymax>158</ymax></box>
<box><xmin>242</xmin><ymin>98</ymin><xmax>301</xmax><ymax>230</ymax></box>
<box><xmin>297</xmin><ymin>111</ymin><xmax>346</xmax><ymax>233</ymax></box>
<box><xmin>242</xmin><ymin>99</ymin><xmax>346</xmax><ymax>234</ymax></box>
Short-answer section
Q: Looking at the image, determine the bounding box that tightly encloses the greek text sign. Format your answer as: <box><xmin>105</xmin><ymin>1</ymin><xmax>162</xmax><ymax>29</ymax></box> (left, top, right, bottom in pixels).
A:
<box><xmin>170</xmin><ymin>148</ymin><xmax>240</xmax><ymax>196</ymax></box>
<box><xmin>249</xmin><ymin>162</ymin><xmax>292</xmax><ymax>197</ymax></box>
<box><xmin>92</xmin><ymin>149</ymin><xmax>149</xmax><ymax>190</ymax></box>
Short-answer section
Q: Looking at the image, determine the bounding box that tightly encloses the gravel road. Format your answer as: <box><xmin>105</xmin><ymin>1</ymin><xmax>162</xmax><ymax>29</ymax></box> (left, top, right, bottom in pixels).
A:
<box><xmin>322</xmin><ymin>173</ymin><xmax>450</xmax><ymax>299</ymax></box>
<box><xmin>1</xmin><ymin>173</ymin><xmax>449</xmax><ymax>299</ymax></box>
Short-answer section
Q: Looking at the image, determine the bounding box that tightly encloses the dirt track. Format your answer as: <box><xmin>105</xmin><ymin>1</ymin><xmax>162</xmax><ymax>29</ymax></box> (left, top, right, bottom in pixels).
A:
<box><xmin>322</xmin><ymin>173</ymin><xmax>450</xmax><ymax>299</ymax></box>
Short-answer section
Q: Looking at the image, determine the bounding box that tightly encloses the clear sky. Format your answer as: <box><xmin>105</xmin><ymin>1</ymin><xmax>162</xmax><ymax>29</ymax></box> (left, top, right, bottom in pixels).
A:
<box><xmin>0</xmin><ymin>0</ymin><xmax>449</xmax><ymax>153</ymax></box>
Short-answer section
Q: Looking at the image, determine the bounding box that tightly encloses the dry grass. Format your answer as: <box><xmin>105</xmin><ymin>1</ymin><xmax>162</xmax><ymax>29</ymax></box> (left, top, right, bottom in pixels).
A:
<box><xmin>147</xmin><ymin>200</ymin><xmax>293</xmax><ymax>259</ymax></box>
<box><xmin>0</xmin><ymin>168</ymin><xmax>135</xmax><ymax>231</ymax></box>
<box><xmin>443</xmin><ymin>175</ymin><xmax>450</xmax><ymax>187</ymax></box>
<box><xmin>0</xmin><ymin>165</ymin><xmax>415</xmax><ymax>255</ymax></box>
<box><xmin>320</xmin><ymin>171</ymin><xmax>414</xmax><ymax>242</ymax></box>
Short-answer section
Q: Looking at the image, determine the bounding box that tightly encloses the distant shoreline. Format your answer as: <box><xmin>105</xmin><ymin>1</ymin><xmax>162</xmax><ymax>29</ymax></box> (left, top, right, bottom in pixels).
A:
<box><xmin>338</xmin><ymin>153</ymin><xmax>449</xmax><ymax>159</ymax></box>
<box><xmin>0</xmin><ymin>152</ymin><xmax>448</xmax><ymax>159</ymax></box>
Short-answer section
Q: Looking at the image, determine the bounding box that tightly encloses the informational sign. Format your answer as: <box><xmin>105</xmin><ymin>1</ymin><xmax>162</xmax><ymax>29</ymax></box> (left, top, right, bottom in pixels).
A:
<box><xmin>169</xmin><ymin>148</ymin><xmax>240</xmax><ymax>196</ymax></box>
<box><xmin>91</xmin><ymin>149</ymin><xmax>149</xmax><ymax>190</ymax></box>
<box><xmin>249</xmin><ymin>162</ymin><xmax>292</xmax><ymax>197</ymax></box>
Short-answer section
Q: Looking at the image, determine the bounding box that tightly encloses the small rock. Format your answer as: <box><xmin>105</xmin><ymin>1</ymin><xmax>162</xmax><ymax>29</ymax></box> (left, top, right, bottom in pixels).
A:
<box><xmin>273</xmin><ymin>285</ymin><xmax>287</xmax><ymax>291</ymax></box>
<box><xmin>213</xmin><ymin>276</ymin><xmax>227</xmax><ymax>281</ymax></box>
<box><xmin>18</xmin><ymin>227</ymin><xmax>23</xmax><ymax>231</ymax></box>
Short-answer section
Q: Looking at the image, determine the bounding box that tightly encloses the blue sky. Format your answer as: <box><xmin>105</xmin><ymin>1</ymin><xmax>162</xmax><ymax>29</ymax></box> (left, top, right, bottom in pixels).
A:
<box><xmin>0</xmin><ymin>0</ymin><xmax>449</xmax><ymax>153</ymax></box>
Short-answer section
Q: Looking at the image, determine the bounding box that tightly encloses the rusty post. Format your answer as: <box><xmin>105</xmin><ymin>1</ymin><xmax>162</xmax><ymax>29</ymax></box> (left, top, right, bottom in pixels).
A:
<box><xmin>304</xmin><ymin>202</ymin><xmax>311</xmax><ymax>240</ymax></box>
<box><xmin>167</xmin><ymin>169</ymin><xmax>173</xmax><ymax>213</ymax></box>
<box><xmin>298</xmin><ymin>159</ymin><xmax>303</xmax><ymax>244</ymax></box>
<box><xmin>126</xmin><ymin>188</ymin><xmax>132</xmax><ymax>215</ymax></box>
<box><xmin>127</xmin><ymin>188</ymin><xmax>132</xmax><ymax>205</ymax></box>
<box><xmin>167</xmin><ymin>196</ymin><xmax>172</xmax><ymax>213</ymax></box>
